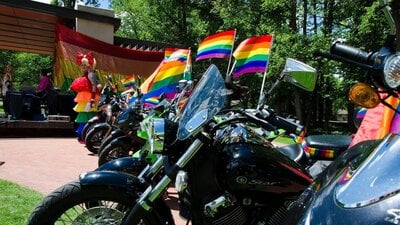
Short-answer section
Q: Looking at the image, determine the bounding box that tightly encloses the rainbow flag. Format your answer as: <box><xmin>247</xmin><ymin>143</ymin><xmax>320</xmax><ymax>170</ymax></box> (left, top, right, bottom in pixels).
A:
<box><xmin>121</xmin><ymin>75</ymin><xmax>136</xmax><ymax>88</ymax></box>
<box><xmin>164</xmin><ymin>48</ymin><xmax>177</xmax><ymax>59</ymax></box>
<box><xmin>232</xmin><ymin>35</ymin><xmax>273</xmax><ymax>79</ymax></box>
<box><xmin>196</xmin><ymin>30</ymin><xmax>235</xmax><ymax>61</ymax></box>
<box><xmin>140</xmin><ymin>48</ymin><xmax>191</xmax><ymax>102</ymax></box>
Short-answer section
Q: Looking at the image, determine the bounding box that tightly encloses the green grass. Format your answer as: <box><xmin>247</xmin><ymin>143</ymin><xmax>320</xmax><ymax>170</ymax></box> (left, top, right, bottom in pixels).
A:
<box><xmin>0</xmin><ymin>179</ymin><xmax>43</xmax><ymax>225</ymax></box>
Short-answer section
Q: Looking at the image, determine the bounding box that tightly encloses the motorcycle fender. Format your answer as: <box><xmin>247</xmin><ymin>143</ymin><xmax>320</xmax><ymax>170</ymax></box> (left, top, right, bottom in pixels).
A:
<box><xmin>109</xmin><ymin>135</ymin><xmax>132</xmax><ymax>147</ymax></box>
<box><xmin>79</xmin><ymin>170</ymin><xmax>147</xmax><ymax>191</ymax></box>
<box><xmin>92</xmin><ymin>122</ymin><xmax>111</xmax><ymax>130</ymax></box>
<box><xmin>95</xmin><ymin>157</ymin><xmax>146</xmax><ymax>172</ymax></box>
<box><xmin>79</xmin><ymin>170</ymin><xmax>174</xmax><ymax>223</ymax></box>
<box><xmin>87</xmin><ymin>116</ymin><xmax>99</xmax><ymax>124</ymax></box>
<box><xmin>110</xmin><ymin>129</ymin><xmax>125</xmax><ymax>138</ymax></box>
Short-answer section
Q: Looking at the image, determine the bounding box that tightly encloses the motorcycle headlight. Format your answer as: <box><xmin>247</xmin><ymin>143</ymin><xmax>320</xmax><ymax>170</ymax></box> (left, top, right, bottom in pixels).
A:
<box><xmin>383</xmin><ymin>53</ymin><xmax>400</xmax><ymax>89</ymax></box>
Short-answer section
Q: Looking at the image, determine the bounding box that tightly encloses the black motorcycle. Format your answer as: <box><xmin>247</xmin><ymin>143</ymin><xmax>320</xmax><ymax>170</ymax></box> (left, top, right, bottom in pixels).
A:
<box><xmin>27</xmin><ymin>63</ymin><xmax>317</xmax><ymax>225</ymax></box>
<box><xmin>285</xmin><ymin>0</ymin><xmax>400</xmax><ymax>224</ymax></box>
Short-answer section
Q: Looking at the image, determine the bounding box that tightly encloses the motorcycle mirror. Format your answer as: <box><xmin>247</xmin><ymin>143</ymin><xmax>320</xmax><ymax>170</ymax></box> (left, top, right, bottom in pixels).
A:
<box><xmin>348</xmin><ymin>83</ymin><xmax>380</xmax><ymax>108</ymax></box>
<box><xmin>283</xmin><ymin>58</ymin><xmax>317</xmax><ymax>92</ymax></box>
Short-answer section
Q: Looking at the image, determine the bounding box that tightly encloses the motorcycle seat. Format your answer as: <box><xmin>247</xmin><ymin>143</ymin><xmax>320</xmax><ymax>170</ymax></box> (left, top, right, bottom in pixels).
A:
<box><xmin>303</xmin><ymin>135</ymin><xmax>352</xmax><ymax>159</ymax></box>
<box><xmin>305</xmin><ymin>135</ymin><xmax>352</xmax><ymax>150</ymax></box>
<box><xmin>277</xmin><ymin>143</ymin><xmax>307</xmax><ymax>165</ymax></box>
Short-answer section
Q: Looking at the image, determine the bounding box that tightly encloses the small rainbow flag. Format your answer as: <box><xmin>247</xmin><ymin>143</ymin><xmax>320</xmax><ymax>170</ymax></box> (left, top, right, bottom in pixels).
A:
<box><xmin>144</xmin><ymin>96</ymin><xmax>160</xmax><ymax>105</ymax></box>
<box><xmin>232</xmin><ymin>35</ymin><xmax>273</xmax><ymax>79</ymax></box>
<box><xmin>167</xmin><ymin>48</ymin><xmax>190</xmax><ymax>62</ymax></box>
<box><xmin>196</xmin><ymin>30</ymin><xmax>235</xmax><ymax>61</ymax></box>
<box><xmin>121</xmin><ymin>75</ymin><xmax>136</xmax><ymax>88</ymax></box>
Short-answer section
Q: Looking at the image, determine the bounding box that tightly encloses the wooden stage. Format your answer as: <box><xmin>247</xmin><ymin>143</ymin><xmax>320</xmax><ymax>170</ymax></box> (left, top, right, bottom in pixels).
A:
<box><xmin>0</xmin><ymin>117</ymin><xmax>75</xmax><ymax>137</ymax></box>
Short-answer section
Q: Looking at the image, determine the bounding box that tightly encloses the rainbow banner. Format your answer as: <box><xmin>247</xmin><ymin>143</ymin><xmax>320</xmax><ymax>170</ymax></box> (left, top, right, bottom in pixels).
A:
<box><xmin>164</xmin><ymin>48</ymin><xmax>177</xmax><ymax>59</ymax></box>
<box><xmin>232</xmin><ymin>35</ymin><xmax>273</xmax><ymax>79</ymax></box>
<box><xmin>139</xmin><ymin>48</ymin><xmax>191</xmax><ymax>104</ymax></box>
<box><xmin>196</xmin><ymin>30</ymin><xmax>235</xmax><ymax>61</ymax></box>
<box><xmin>121</xmin><ymin>75</ymin><xmax>136</xmax><ymax>88</ymax></box>
<box><xmin>54</xmin><ymin>24</ymin><xmax>164</xmax><ymax>91</ymax></box>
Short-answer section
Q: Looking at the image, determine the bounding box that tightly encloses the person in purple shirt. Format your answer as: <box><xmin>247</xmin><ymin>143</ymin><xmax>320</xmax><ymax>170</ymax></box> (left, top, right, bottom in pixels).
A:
<box><xmin>36</xmin><ymin>69</ymin><xmax>53</xmax><ymax>97</ymax></box>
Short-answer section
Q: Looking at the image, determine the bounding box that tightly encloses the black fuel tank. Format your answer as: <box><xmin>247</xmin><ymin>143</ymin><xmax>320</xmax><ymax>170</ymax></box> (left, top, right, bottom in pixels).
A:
<box><xmin>218</xmin><ymin>143</ymin><xmax>312</xmax><ymax>194</ymax></box>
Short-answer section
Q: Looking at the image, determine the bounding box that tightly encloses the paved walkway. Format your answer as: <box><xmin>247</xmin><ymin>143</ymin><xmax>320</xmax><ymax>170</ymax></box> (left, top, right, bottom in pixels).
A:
<box><xmin>0</xmin><ymin>137</ymin><xmax>185</xmax><ymax>225</ymax></box>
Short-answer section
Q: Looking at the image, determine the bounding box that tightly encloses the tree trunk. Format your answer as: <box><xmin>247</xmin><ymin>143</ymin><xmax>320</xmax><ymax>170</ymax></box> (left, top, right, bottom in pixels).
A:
<box><xmin>303</xmin><ymin>0</ymin><xmax>308</xmax><ymax>36</ymax></box>
<box><xmin>289</xmin><ymin>0</ymin><xmax>297</xmax><ymax>32</ymax></box>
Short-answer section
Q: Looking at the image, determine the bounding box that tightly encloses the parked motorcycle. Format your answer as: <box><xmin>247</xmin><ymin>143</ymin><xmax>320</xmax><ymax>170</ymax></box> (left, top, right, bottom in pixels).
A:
<box><xmin>27</xmin><ymin>62</ymin><xmax>319</xmax><ymax>225</ymax></box>
<box><xmin>80</xmin><ymin>74</ymin><xmax>118</xmax><ymax>143</ymax></box>
<box><xmin>97</xmin><ymin>80</ymin><xmax>193</xmax><ymax>166</ymax></box>
<box><xmin>285</xmin><ymin>0</ymin><xmax>400</xmax><ymax>224</ymax></box>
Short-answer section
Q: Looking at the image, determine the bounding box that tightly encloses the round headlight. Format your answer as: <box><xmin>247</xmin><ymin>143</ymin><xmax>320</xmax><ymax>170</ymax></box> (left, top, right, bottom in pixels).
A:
<box><xmin>383</xmin><ymin>53</ymin><xmax>400</xmax><ymax>89</ymax></box>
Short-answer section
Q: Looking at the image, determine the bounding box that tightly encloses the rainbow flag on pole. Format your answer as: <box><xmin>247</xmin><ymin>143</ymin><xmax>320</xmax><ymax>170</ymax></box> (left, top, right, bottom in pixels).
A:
<box><xmin>232</xmin><ymin>35</ymin><xmax>273</xmax><ymax>79</ymax></box>
<box><xmin>196</xmin><ymin>30</ymin><xmax>235</xmax><ymax>61</ymax></box>
<box><xmin>121</xmin><ymin>75</ymin><xmax>136</xmax><ymax>88</ymax></box>
<box><xmin>140</xmin><ymin>48</ymin><xmax>191</xmax><ymax>103</ymax></box>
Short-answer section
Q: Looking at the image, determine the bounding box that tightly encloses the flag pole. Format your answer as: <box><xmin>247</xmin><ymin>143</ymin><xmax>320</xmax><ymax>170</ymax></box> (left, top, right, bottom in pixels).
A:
<box><xmin>184</xmin><ymin>48</ymin><xmax>192</xmax><ymax>80</ymax></box>
<box><xmin>225</xmin><ymin>29</ymin><xmax>237</xmax><ymax>82</ymax></box>
<box><xmin>257</xmin><ymin>34</ymin><xmax>274</xmax><ymax>110</ymax></box>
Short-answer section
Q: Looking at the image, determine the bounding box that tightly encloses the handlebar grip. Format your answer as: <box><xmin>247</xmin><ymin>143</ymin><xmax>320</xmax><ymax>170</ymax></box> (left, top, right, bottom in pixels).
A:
<box><xmin>330</xmin><ymin>42</ymin><xmax>375</xmax><ymax>66</ymax></box>
<box><xmin>266</xmin><ymin>115</ymin><xmax>304</xmax><ymax>135</ymax></box>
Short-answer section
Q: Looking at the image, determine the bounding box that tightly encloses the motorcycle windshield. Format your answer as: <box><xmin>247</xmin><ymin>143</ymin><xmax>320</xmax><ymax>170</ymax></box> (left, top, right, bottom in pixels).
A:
<box><xmin>177</xmin><ymin>64</ymin><xmax>226</xmax><ymax>140</ymax></box>
<box><xmin>335</xmin><ymin>134</ymin><xmax>400</xmax><ymax>208</ymax></box>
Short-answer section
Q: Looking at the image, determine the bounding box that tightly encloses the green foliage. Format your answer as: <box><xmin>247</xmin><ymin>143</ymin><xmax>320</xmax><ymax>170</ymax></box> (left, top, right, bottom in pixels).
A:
<box><xmin>0</xmin><ymin>179</ymin><xmax>43</xmax><ymax>225</ymax></box>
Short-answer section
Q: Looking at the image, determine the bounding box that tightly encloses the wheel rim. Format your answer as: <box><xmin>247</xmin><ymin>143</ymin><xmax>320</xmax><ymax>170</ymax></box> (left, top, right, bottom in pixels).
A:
<box><xmin>106</xmin><ymin>147</ymin><xmax>130</xmax><ymax>162</ymax></box>
<box><xmin>89</xmin><ymin>131</ymin><xmax>106</xmax><ymax>150</ymax></box>
<box><xmin>54</xmin><ymin>200</ymin><xmax>145</xmax><ymax>225</ymax></box>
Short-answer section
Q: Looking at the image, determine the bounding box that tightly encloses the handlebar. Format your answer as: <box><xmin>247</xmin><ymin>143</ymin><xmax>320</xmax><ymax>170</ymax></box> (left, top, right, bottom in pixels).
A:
<box><xmin>313</xmin><ymin>42</ymin><xmax>377</xmax><ymax>70</ymax></box>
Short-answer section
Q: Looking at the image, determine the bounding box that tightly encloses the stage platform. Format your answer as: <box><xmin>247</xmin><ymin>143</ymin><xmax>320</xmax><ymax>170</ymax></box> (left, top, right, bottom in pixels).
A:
<box><xmin>0</xmin><ymin>117</ymin><xmax>75</xmax><ymax>137</ymax></box>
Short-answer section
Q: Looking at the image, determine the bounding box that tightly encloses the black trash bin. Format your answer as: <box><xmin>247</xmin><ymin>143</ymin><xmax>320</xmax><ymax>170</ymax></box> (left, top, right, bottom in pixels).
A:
<box><xmin>9</xmin><ymin>91</ymin><xmax>24</xmax><ymax>120</ymax></box>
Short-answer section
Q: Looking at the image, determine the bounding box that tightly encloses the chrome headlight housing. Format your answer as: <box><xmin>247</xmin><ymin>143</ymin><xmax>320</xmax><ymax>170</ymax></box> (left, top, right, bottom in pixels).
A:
<box><xmin>383</xmin><ymin>53</ymin><xmax>400</xmax><ymax>89</ymax></box>
<box><xmin>147</xmin><ymin>118</ymin><xmax>178</xmax><ymax>154</ymax></box>
<box><xmin>148</xmin><ymin>118</ymin><xmax>166</xmax><ymax>153</ymax></box>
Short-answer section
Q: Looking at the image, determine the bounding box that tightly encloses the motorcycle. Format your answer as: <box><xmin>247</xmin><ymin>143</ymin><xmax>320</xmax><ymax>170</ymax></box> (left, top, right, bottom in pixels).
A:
<box><xmin>27</xmin><ymin>61</ymin><xmax>318</xmax><ymax>225</ymax></box>
<box><xmin>97</xmin><ymin>79</ymin><xmax>193</xmax><ymax>166</ymax></box>
<box><xmin>80</xmin><ymin>74</ymin><xmax>118</xmax><ymax>143</ymax></box>
<box><xmin>285</xmin><ymin>0</ymin><xmax>400</xmax><ymax>224</ymax></box>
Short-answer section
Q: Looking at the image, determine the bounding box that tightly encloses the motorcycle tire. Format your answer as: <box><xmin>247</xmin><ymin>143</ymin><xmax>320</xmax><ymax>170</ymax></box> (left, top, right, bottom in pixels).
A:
<box><xmin>98</xmin><ymin>131</ymin><xmax>125</xmax><ymax>154</ymax></box>
<box><xmin>85</xmin><ymin>126</ymin><xmax>111</xmax><ymax>154</ymax></box>
<box><xmin>98</xmin><ymin>142</ymin><xmax>134</xmax><ymax>166</ymax></box>
<box><xmin>80</xmin><ymin>122</ymin><xmax>96</xmax><ymax>143</ymax></box>
<box><xmin>26</xmin><ymin>181</ymin><xmax>166</xmax><ymax>225</ymax></box>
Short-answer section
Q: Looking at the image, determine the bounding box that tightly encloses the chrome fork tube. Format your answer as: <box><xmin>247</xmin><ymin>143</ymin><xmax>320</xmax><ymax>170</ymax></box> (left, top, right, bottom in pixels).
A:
<box><xmin>137</xmin><ymin>138</ymin><xmax>204</xmax><ymax>210</ymax></box>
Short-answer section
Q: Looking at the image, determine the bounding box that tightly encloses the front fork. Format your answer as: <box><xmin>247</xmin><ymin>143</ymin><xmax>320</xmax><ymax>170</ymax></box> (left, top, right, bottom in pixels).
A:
<box><xmin>121</xmin><ymin>138</ymin><xmax>204</xmax><ymax>225</ymax></box>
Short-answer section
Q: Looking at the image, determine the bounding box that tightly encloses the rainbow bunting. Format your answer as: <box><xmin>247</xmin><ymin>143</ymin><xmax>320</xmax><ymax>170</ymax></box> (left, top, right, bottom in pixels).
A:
<box><xmin>196</xmin><ymin>30</ymin><xmax>235</xmax><ymax>61</ymax></box>
<box><xmin>232</xmin><ymin>35</ymin><xmax>273</xmax><ymax>79</ymax></box>
<box><xmin>121</xmin><ymin>75</ymin><xmax>136</xmax><ymax>88</ymax></box>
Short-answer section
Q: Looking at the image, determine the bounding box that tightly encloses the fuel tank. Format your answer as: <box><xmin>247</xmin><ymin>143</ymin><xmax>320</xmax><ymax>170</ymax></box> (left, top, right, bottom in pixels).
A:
<box><xmin>216</xmin><ymin>124</ymin><xmax>312</xmax><ymax>194</ymax></box>
<box><xmin>285</xmin><ymin>134</ymin><xmax>400</xmax><ymax>225</ymax></box>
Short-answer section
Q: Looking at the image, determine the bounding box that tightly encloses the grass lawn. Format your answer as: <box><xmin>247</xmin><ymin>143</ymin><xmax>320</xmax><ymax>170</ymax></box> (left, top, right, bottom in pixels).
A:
<box><xmin>0</xmin><ymin>179</ymin><xmax>43</xmax><ymax>225</ymax></box>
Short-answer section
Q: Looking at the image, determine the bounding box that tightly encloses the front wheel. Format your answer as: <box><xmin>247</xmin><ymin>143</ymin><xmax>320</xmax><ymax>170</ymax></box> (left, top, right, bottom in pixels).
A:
<box><xmin>85</xmin><ymin>126</ymin><xmax>111</xmax><ymax>154</ymax></box>
<box><xmin>98</xmin><ymin>142</ymin><xmax>136</xmax><ymax>166</ymax></box>
<box><xmin>27</xmin><ymin>181</ymin><xmax>167</xmax><ymax>225</ymax></box>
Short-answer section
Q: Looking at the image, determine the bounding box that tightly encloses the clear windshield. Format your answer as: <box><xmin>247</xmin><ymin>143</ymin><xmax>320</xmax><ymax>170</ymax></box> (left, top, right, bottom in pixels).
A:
<box><xmin>177</xmin><ymin>64</ymin><xmax>226</xmax><ymax>140</ymax></box>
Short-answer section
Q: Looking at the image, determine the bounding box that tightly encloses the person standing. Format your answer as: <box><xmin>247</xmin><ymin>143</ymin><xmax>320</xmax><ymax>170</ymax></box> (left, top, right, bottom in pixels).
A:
<box><xmin>1</xmin><ymin>65</ymin><xmax>13</xmax><ymax>116</ymax></box>
<box><xmin>70</xmin><ymin>52</ymin><xmax>102</xmax><ymax>143</ymax></box>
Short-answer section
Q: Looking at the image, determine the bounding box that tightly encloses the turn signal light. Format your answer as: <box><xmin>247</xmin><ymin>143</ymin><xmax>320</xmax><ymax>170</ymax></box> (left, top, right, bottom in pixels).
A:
<box><xmin>348</xmin><ymin>83</ymin><xmax>380</xmax><ymax>108</ymax></box>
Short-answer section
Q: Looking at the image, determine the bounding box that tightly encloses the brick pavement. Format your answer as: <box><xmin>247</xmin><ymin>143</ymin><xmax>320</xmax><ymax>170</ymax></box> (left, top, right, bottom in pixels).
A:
<box><xmin>0</xmin><ymin>137</ymin><xmax>186</xmax><ymax>225</ymax></box>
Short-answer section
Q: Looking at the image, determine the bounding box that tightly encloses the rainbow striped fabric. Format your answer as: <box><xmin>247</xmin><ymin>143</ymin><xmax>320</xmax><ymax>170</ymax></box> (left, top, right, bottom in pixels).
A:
<box><xmin>196</xmin><ymin>30</ymin><xmax>235</xmax><ymax>61</ymax></box>
<box><xmin>139</xmin><ymin>48</ymin><xmax>191</xmax><ymax>104</ymax></box>
<box><xmin>232</xmin><ymin>35</ymin><xmax>273</xmax><ymax>79</ymax></box>
<box><xmin>121</xmin><ymin>75</ymin><xmax>136</xmax><ymax>88</ymax></box>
